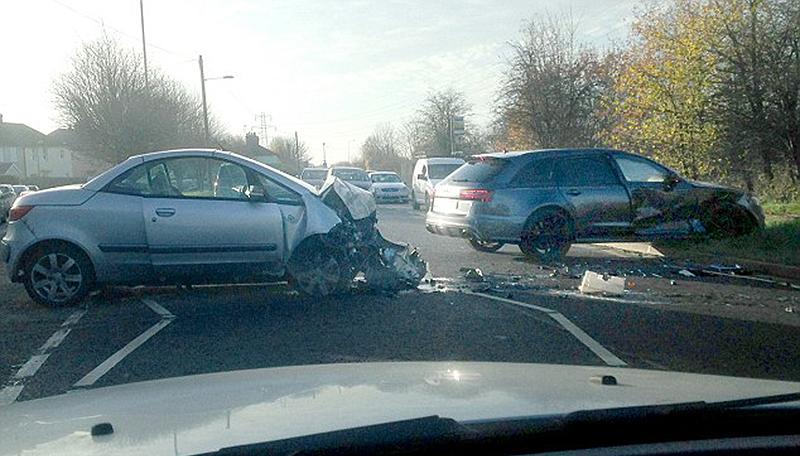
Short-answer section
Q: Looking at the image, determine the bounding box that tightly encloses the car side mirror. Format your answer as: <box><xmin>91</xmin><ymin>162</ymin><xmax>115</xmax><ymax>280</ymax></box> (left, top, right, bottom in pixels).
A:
<box><xmin>246</xmin><ymin>185</ymin><xmax>268</xmax><ymax>202</ymax></box>
<box><xmin>663</xmin><ymin>173</ymin><xmax>681</xmax><ymax>190</ymax></box>
<box><xmin>417</xmin><ymin>174</ymin><xmax>427</xmax><ymax>181</ymax></box>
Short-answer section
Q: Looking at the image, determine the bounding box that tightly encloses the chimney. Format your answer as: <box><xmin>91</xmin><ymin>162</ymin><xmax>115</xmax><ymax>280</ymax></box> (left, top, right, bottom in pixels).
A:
<box><xmin>245</xmin><ymin>132</ymin><xmax>259</xmax><ymax>147</ymax></box>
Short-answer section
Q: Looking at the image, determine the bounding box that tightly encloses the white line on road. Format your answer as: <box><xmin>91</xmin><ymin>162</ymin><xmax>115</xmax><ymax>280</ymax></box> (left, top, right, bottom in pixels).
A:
<box><xmin>73</xmin><ymin>299</ymin><xmax>176</xmax><ymax>388</ymax></box>
<box><xmin>468</xmin><ymin>291</ymin><xmax>628</xmax><ymax>367</ymax></box>
<box><xmin>0</xmin><ymin>307</ymin><xmax>87</xmax><ymax>407</ymax></box>
<box><xmin>142</xmin><ymin>298</ymin><xmax>175</xmax><ymax>319</ymax></box>
<box><xmin>73</xmin><ymin>318</ymin><xmax>173</xmax><ymax>387</ymax></box>
<box><xmin>38</xmin><ymin>328</ymin><xmax>72</xmax><ymax>353</ymax></box>
<box><xmin>61</xmin><ymin>309</ymin><xmax>87</xmax><ymax>327</ymax></box>
<box><xmin>13</xmin><ymin>354</ymin><xmax>50</xmax><ymax>379</ymax></box>
<box><xmin>0</xmin><ymin>385</ymin><xmax>23</xmax><ymax>406</ymax></box>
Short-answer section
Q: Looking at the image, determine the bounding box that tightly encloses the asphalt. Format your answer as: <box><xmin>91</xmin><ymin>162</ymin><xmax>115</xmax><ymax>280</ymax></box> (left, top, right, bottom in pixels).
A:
<box><xmin>1</xmin><ymin>205</ymin><xmax>800</xmax><ymax>404</ymax></box>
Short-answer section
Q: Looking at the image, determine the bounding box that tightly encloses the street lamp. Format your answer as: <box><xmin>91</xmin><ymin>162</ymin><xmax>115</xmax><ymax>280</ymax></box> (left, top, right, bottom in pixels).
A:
<box><xmin>198</xmin><ymin>54</ymin><xmax>234</xmax><ymax>146</ymax></box>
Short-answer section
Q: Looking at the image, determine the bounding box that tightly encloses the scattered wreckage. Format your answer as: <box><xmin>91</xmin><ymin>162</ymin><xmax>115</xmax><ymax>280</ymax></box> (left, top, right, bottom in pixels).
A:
<box><xmin>288</xmin><ymin>177</ymin><xmax>428</xmax><ymax>296</ymax></box>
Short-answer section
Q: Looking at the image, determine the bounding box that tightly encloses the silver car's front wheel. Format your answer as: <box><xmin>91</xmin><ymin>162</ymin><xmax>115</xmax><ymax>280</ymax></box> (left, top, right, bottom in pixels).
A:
<box><xmin>24</xmin><ymin>245</ymin><xmax>92</xmax><ymax>307</ymax></box>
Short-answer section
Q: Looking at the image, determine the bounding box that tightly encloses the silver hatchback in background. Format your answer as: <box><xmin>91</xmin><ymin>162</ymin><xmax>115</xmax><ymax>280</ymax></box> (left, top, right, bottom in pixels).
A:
<box><xmin>0</xmin><ymin>149</ymin><xmax>426</xmax><ymax>307</ymax></box>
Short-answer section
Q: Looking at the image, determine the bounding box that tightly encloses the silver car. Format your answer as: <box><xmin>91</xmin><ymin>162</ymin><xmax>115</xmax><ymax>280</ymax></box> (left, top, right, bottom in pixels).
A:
<box><xmin>299</xmin><ymin>167</ymin><xmax>328</xmax><ymax>189</ymax></box>
<box><xmin>327</xmin><ymin>167</ymin><xmax>372</xmax><ymax>191</ymax></box>
<box><xmin>1</xmin><ymin>149</ymin><xmax>359</xmax><ymax>307</ymax></box>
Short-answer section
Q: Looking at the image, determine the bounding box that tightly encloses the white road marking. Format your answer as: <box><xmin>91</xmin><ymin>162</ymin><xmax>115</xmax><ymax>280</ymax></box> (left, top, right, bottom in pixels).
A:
<box><xmin>0</xmin><ymin>385</ymin><xmax>23</xmax><ymax>406</ymax></box>
<box><xmin>142</xmin><ymin>298</ymin><xmax>175</xmax><ymax>319</ymax></box>
<box><xmin>74</xmin><ymin>318</ymin><xmax>173</xmax><ymax>387</ymax></box>
<box><xmin>73</xmin><ymin>299</ymin><xmax>176</xmax><ymax>388</ymax></box>
<box><xmin>13</xmin><ymin>354</ymin><xmax>50</xmax><ymax>379</ymax></box>
<box><xmin>61</xmin><ymin>309</ymin><xmax>87</xmax><ymax>327</ymax></box>
<box><xmin>37</xmin><ymin>328</ymin><xmax>71</xmax><ymax>353</ymax></box>
<box><xmin>468</xmin><ymin>291</ymin><xmax>628</xmax><ymax>367</ymax></box>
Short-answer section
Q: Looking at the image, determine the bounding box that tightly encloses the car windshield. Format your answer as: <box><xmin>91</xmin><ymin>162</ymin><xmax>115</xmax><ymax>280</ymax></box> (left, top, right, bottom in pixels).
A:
<box><xmin>371</xmin><ymin>173</ymin><xmax>401</xmax><ymax>183</ymax></box>
<box><xmin>446</xmin><ymin>157</ymin><xmax>506</xmax><ymax>182</ymax></box>
<box><xmin>302</xmin><ymin>169</ymin><xmax>327</xmax><ymax>180</ymax></box>
<box><xmin>428</xmin><ymin>163</ymin><xmax>463</xmax><ymax>179</ymax></box>
<box><xmin>3</xmin><ymin>1</ymin><xmax>800</xmax><ymax>453</ymax></box>
<box><xmin>332</xmin><ymin>168</ymin><xmax>370</xmax><ymax>181</ymax></box>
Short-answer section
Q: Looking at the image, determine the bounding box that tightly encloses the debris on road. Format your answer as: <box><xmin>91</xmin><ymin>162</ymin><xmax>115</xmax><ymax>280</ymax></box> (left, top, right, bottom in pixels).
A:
<box><xmin>578</xmin><ymin>271</ymin><xmax>627</xmax><ymax>295</ymax></box>
<box><xmin>462</xmin><ymin>268</ymin><xmax>485</xmax><ymax>282</ymax></box>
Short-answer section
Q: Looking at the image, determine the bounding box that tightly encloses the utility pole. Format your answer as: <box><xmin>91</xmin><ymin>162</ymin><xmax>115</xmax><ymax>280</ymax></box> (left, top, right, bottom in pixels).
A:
<box><xmin>199</xmin><ymin>55</ymin><xmax>209</xmax><ymax>146</ymax></box>
<box><xmin>322</xmin><ymin>142</ymin><xmax>327</xmax><ymax>168</ymax></box>
<box><xmin>294</xmin><ymin>131</ymin><xmax>300</xmax><ymax>173</ymax></box>
<box><xmin>140</xmin><ymin>0</ymin><xmax>148</xmax><ymax>89</ymax></box>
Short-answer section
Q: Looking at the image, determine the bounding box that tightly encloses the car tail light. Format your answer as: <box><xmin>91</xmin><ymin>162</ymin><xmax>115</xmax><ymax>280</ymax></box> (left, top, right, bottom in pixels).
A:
<box><xmin>9</xmin><ymin>205</ymin><xmax>33</xmax><ymax>221</ymax></box>
<box><xmin>459</xmin><ymin>189</ymin><xmax>493</xmax><ymax>202</ymax></box>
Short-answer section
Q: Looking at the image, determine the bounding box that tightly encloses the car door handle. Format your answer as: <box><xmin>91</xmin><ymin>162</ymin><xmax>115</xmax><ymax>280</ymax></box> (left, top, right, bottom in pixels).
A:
<box><xmin>155</xmin><ymin>208</ymin><xmax>176</xmax><ymax>217</ymax></box>
<box><xmin>565</xmin><ymin>189</ymin><xmax>582</xmax><ymax>196</ymax></box>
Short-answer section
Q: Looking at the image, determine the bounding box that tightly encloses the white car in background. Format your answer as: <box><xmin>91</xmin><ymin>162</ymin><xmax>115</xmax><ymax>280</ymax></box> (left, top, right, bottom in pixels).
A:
<box><xmin>368</xmin><ymin>171</ymin><xmax>409</xmax><ymax>203</ymax></box>
<box><xmin>0</xmin><ymin>184</ymin><xmax>16</xmax><ymax>223</ymax></box>
<box><xmin>410</xmin><ymin>157</ymin><xmax>465</xmax><ymax>210</ymax></box>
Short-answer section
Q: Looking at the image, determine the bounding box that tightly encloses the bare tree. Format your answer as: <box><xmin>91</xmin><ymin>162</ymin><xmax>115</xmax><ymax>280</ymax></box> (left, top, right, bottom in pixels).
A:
<box><xmin>410</xmin><ymin>89</ymin><xmax>473</xmax><ymax>157</ymax></box>
<box><xmin>361</xmin><ymin>123</ymin><xmax>403</xmax><ymax>171</ymax></box>
<box><xmin>269</xmin><ymin>135</ymin><xmax>310</xmax><ymax>174</ymax></box>
<box><xmin>495</xmin><ymin>12</ymin><xmax>610</xmax><ymax>149</ymax></box>
<box><xmin>53</xmin><ymin>36</ymin><xmax>221</xmax><ymax>164</ymax></box>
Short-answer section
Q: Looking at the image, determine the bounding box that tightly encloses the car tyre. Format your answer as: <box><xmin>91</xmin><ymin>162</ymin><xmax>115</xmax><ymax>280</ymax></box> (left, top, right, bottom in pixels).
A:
<box><xmin>519</xmin><ymin>210</ymin><xmax>572</xmax><ymax>263</ymax></box>
<box><xmin>467</xmin><ymin>238</ymin><xmax>505</xmax><ymax>252</ymax></box>
<box><xmin>411</xmin><ymin>191</ymin><xmax>420</xmax><ymax>210</ymax></box>
<box><xmin>23</xmin><ymin>243</ymin><xmax>93</xmax><ymax>307</ymax></box>
<box><xmin>424</xmin><ymin>192</ymin><xmax>430</xmax><ymax>211</ymax></box>
<box><xmin>288</xmin><ymin>240</ymin><xmax>352</xmax><ymax>296</ymax></box>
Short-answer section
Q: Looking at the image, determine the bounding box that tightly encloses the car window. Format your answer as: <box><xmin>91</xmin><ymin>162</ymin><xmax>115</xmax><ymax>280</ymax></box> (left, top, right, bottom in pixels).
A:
<box><xmin>253</xmin><ymin>174</ymin><xmax>303</xmax><ymax>205</ymax></box>
<box><xmin>446</xmin><ymin>158</ymin><xmax>504</xmax><ymax>183</ymax></box>
<box><xmin>332</xmin><ymin>169</ymin><xmax>369</xmax><ymax>181</ymax></box>
<box><xmin>614</xmin><ymin>155</ymin><xmax>669</xmax><ymax>183</ymax></box>
<box><xmin>428</xmin><ymin>163</ymin><xmax>462</xmax><ymax>179</ymax></box>
<box><xmin>557</xmin><ymin>156</ymin><xmax>619</xmax><ymax>187</ymax></box>
<box><xmin>302</xmin><ymin>169</ymin><xmax>327</xmax><ymax>180</ymax></box>
<box><xmin>511</xmin><ymin>159</ymin><xmax>555</xmax><ymax>188</ymax></box>
<box><xmin>371</xmin><ymin>174</ymin><xmax>401</xmax><ymax>183</ymax></box>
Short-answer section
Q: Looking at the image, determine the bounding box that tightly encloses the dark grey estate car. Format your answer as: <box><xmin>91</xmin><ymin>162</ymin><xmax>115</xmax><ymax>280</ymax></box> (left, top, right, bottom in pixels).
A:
<box><xmin>425</xmin><ymin>149</ymin><xmax>764</xmax><ymax>262</ymax></box>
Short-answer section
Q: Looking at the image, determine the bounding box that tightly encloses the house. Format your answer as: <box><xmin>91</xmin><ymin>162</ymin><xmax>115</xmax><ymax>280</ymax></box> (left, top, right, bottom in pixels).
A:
<box><xmin>243</xmin><ymin>132</ymin><xmax>283</xmax><ymax>168</ymax></box>
<box><xmin>0</xmin><ymin>114</ymin><xmax>46</xmax><ymax>178</ymax></box>
<box><xmin>0</xmin><ymin>162</ymin><xmax>22</xmax><ymax>178</ymax></box>
<box><xmin>0</xmin><ymin>114</ymin><xmax>98</xmax><ymax>180</ymax></box>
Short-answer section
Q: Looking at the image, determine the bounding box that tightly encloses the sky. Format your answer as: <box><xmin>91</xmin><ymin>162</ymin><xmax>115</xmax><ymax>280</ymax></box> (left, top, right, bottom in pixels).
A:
<box><xmin>0</xmin><ymin>0</ymin><xmax>638</xmax><ymax>165</ymax></box>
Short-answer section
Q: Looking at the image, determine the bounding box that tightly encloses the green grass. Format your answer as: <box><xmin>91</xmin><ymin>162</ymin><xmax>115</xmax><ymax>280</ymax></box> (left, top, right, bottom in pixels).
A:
<box><xmin>656</xmin><ymin>202</ymin><xmax>800</xmax><ymax>267</ymax></box>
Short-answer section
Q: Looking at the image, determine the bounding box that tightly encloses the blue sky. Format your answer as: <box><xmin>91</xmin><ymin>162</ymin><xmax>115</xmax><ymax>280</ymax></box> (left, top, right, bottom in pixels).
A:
<box><xmin>1</xmin><ymin>0</ymin><xmax>638</xmax><ymax>165</ymax></box>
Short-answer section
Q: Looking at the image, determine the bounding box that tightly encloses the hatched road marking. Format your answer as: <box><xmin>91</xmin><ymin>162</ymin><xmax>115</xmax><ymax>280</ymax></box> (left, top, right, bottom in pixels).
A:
<box><xmin>467</xmin><ymin>291</ymin><xmax>628</xmax><ymax>367</ymax></box>
<box><xmin>73</xmin><ymin>298</ymin><xmax>175</xmax><ymax>388</ymax></box>
<box><xmin>0</xmin><ymin>308</ymin><xmax>87</xmax><ymax>406</ymax></box>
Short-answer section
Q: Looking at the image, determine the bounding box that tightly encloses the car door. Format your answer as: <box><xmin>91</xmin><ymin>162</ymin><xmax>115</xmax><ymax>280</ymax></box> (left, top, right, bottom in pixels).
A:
<box><xmin>555</xmin><ymin>154</ymin><xmax>632</xmax><ymax>238</ymax></box>
<box><xmin>137</xmin><ymin>157</ymin><xmax>286</xmax><ymax>281</ymax></box>
<box><xmin>611</xmin><ymin>154</ymin><xmax>695</xmax><ymax>235</ymax></box>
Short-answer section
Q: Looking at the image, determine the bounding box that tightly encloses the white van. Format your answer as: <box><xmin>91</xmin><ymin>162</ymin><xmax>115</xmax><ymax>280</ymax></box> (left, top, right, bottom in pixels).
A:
<box><xmin>410</xmin><ymin>157</ymin><xmax>465</xmax><ymax>210</ymax></box>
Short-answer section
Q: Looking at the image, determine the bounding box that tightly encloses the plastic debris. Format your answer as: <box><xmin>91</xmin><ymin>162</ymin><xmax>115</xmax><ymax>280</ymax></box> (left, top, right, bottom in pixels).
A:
<box><xmin>578</xmin><ymin>271</ymin><xmax>626</xmax><ymax>295</ymax></box>
<box><xmin>786</xmin><ymin>306</ymin><xmax>795</xmax><ymax>313</ymax></box>
<box><xmin>463</xmin><ymin>268</ymin><xmax>485</xmax><ymax>282</ymax></box>
<box><xmin>678</xmin><ymin>269</ymin><xmax>696</xmax><ymax>278</ymax></box>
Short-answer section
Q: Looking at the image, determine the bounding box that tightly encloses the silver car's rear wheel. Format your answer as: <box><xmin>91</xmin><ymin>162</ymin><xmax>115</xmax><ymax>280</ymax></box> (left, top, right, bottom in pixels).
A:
<box><xmin>24</xmin><ymin>245</ymin><xmax>92</xmax><ymax>307</ymax></box>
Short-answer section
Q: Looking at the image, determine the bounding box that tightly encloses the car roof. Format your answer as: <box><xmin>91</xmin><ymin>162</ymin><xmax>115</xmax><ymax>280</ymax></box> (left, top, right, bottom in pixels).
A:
<box><xmin>420</xmin><ymin>157</ymin><xmax>465</xmax><ymax>164</ymax></box>
<box><xmin>302</xmin><ymin>167</ymin><xmax>327</xmax><ymax>171</ymax></box>
<box><xmin>474</xmin><ymin>148</ymin><xmax>627</xmax><ymax>160</ymax></box>
<box><xmin>369</xmin><ymin>171</ymin><xmax>398</xmax><ymax>175</ymax></box>
<box><xmin>330</xmin><ymin>166</ymin><xmax>366</xmax><ymax>171</ymax></box>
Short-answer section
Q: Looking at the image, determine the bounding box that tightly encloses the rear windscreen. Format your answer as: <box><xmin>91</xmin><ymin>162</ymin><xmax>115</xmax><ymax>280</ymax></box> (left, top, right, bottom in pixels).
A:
<box><xmin>302</xmin><ymin>169</ymin><xmax>327</xmax><ymax>180</ymax></box>
<box><xmin>333</xmin><ymin>169</ymin><xmax>370</xmax><ymax>181</ymax></box>
<box><xmin>444</xmin><ymin>158</ymin><xmax>506</xmax><ymax>183</ymax></box>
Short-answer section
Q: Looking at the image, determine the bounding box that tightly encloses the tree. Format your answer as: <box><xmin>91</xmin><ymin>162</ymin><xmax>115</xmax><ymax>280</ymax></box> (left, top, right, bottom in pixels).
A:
<box><xmin>269</xmin><ymin>134</ymin><xmax>310</xmax><ymax>174</ymax></box>
<box><xmin>495</xmin><ymin>13</ymin><xmax>613</xmax><ymax>150</ymax></box>
<box><xmin>409</xmin><ymin>89</ymin><xmax>473</xmax><ymax>157</ymax></box>
<box><xmin>602</xmin><ymin>1</ymin><xmax>725</xmax><ymax>180</ymax></box>
<box><xmin>53</xmin><ymin>36</ymin><xmax>222</xmax><ymax>164</ymax></box>
<box><xmin>361</xmin><ymin>123</ymin><xmax>404</xmax><ymax>172</ymax></box>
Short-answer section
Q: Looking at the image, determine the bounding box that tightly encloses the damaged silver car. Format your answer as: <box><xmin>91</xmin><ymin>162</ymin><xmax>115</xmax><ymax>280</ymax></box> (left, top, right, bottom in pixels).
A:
<box><xmin>0</xmin><ymin>149</ymin><xmax>426</xmax><ymax>307</ymax></box>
